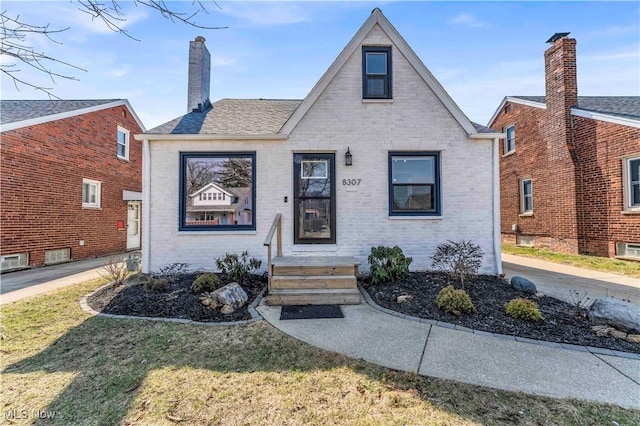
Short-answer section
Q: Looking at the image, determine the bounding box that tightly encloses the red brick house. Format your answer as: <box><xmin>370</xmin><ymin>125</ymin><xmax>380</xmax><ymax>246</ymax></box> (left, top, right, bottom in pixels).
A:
<box><xmin>489</xmin><ymin>33</ymin><xmax>640</xmax><ymax>260</ymax></box>
<box><xmin>0</xmin><ymin>99</ymin><xmax>145</xmax><ymax>271</ymax></box>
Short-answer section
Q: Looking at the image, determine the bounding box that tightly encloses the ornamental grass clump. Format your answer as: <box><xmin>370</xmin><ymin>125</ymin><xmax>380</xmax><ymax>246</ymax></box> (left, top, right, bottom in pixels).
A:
<box><xmin>505</xmin><ymin>298</ymin><xmax>545</xmax><ymax>321</ymax></box>
<box><xmin>435</xmin><ymin>285</ymin><xmax>476</xmax><ymax>316</ymax></box>
<box><xmin>368</xmin><ymin>245</ymin><xmax>413</xmax><ymax>285</ymax></box>
<box><xmin>191</xmin><ymin>273</ymin><xmax>222</xmax><ymax>294</ymax></box>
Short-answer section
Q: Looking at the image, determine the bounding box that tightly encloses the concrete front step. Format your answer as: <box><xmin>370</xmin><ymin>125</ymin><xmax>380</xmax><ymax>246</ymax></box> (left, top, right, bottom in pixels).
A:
<box><xmin>266</xmin><ymin>289</ymin><xmax>362</xmax><ymax>305</ymax></box>
<box><xmin>271</xmin><ymin>275</ymin><xmax>357</xmax><ymax>290</ymax></box>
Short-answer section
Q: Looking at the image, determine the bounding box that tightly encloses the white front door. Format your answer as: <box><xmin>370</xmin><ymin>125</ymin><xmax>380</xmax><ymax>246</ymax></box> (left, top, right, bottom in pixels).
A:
<box><xmin>127</xmin><ymin>202</ymin><xmax>141</xmax><ymax>250</ymax></box>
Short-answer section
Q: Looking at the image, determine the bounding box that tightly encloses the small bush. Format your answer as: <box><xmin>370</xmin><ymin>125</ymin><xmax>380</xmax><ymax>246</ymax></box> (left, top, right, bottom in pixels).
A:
<box><xmin>435</xmin><ymin>285</ymin><xmax>476</xmax><ymax>316</ymax></box>
<box><xmin>214</xmin><ymin>251</ymin><xmax>261</xmax><ymax>283</ymax></box>
<box><xmin>143</xmin><ymin>277</ymin><xmax>169</xmax><ymax>292</ymax></box>
<box><xmin>368</xmin><ymin>245</ymin><xmax>413</xmax><ymax>285</ymax></box>
<box><xmin>431</xmin><ymin>240</ymin><xmax>483</xmax><ymax>288</ymax></box>
<box><xmin>505</xmin><ymin>298</ymin><xmax>544</xmax><ymax>321</ymax></box>
<box><xmin>155</xmin><ymin>263</ymin><xmax>190</xmax><ymax>283</ymax></box>
<box><xmin>191</xmin><ymin>273</ymin><xmax>222</xmax><ymax>294</ymax></box>
<box><xmin>99</xmin><ymin>257</ymin><xmax>128</xmax><ymax>286</ymax></box>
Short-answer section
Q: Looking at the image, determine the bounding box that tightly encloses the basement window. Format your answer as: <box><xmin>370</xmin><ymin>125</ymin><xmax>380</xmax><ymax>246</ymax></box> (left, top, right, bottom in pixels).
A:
<box><xmin>45</xmin><ymin>248</ymin><xmax>71</xmax><ymax>265</ymax></box>
<box><xmin>0</xmin><ymin>252</ymin><xmax>29</xmax><ymax>272</ymax></box>
<box><xmin>616</xmin><ymin>242</ymin><xmax>640</xmax><ymax>260</ymax></box>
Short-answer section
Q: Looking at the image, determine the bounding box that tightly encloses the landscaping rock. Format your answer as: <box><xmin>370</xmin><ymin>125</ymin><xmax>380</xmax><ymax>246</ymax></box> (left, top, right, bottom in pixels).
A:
<box><xmin>591</xmin><ymin>325</ymin><xmax>614</xmax><ymax>337</ymax></box>
<box><xmin>213</xmin><ymin>282</ymin><xmax>248</xmax><ymax>309</ymax></box>
<box><xmin>627</xmin><ymin>334</ymin><xmax>640</xmax><ymax>344</ymax></box>
<box><xmin>510</xmin><ymin>276</ymin><xmax>537</xmax><ymax>294</ymax></box>
<box><xmin>397</xmin><ymin>295</ymin><xmax>413</xmax><ymax>303</ymax></box>
<box><xmin>220</xmin><ymin>305</ymin><xmax>235</xmax><ymax>315</ymax></box>
<box><xmin>609</xmin><ymin>329</ymin><xmax>628</xmax><ymax>340</ymax></box>
<box><xmin>588</xmin><ymin>298</ymin><xmax>640</xmax><ymax>334</ymax></box>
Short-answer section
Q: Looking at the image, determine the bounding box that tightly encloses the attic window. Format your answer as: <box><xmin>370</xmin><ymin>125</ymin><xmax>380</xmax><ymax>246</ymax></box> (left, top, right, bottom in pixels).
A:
<box><xmin>504</xmin><ymin>104</ymin><xmax>511</xmax><ymax>113</ymax></box>
<box><xmin>363</xmin><ymin>46</ymin><xmax>392</xmax><ymax>99</ymax></box>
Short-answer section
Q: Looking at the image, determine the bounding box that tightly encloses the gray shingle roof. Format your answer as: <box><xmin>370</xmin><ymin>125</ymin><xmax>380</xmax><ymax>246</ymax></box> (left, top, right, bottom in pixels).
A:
<box><xmin>472</xmin><ymin>122</ymin><xmax>498</xmax><ymax>134</ymax></box>
<box><xmin>513</xmin><ymin>96</ymin><xmax>640</xmax><ymax>120</ymax></box>
<box><xmin>0</xmin><ymin>99</ymin><xmax>122</xmax><ymax>125</ymax></box>
<box><xmin>147</xmin><ymin>99</ymin><xmax>303</xmax><ymax>135</ymax></box>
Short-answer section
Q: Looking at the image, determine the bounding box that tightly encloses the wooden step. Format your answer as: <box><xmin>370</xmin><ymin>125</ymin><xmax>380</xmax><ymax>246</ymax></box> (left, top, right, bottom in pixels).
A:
<box><xmin>266</xmin><ymin>289</ymin><xmax>362</xmax><ymax>306</ymax></box>
<box><xmin>271</xmin><ymin>275</ymin><xmax>357</xmax><ymax>290</ymax></box>
<box><xmin>271</xmin><ymin>256</ymin><xmax>360</xmax><ymax>277</ymax></box>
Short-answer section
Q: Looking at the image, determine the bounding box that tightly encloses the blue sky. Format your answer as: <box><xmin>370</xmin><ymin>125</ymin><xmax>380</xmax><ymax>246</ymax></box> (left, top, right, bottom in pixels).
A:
<box><xmin>2</xmin><ymin>1</ymin><xmax>638</xmax><ymax>129</ymax></box>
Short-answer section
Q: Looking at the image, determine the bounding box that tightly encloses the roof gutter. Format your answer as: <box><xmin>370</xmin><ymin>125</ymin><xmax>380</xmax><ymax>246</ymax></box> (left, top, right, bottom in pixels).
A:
<box><xmin>134</xmin><ymin>133</ymin><xmax>288</xmax><ymax>141</ymax></box>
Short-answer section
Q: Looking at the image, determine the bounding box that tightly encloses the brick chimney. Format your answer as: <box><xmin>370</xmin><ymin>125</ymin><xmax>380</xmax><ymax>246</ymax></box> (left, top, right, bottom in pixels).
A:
<box><xmin>544</xmin><ymin>32</ymin><xmax>577</xmax><ymax>158</ymax></box>
<box><xmin>187</xmin><ymin>36</ymin><xmax>211</xmax><ymax>113</ymax></box>
<box><xmin>543</xmin><ymin>32</ymin><xmax>580</xmax><ymax>252</ymax></box>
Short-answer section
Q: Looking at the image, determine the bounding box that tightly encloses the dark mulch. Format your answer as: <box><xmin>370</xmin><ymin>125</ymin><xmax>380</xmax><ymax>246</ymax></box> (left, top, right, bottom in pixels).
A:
<box><xmin>87</xmin><ymin>273</ymin><xmax>266</xmax><ymax>322</ymax></box>
<box><xmin>361</xmin><ymin>271</ymin><xmax>640</xmax><ymax>354</ymax></box>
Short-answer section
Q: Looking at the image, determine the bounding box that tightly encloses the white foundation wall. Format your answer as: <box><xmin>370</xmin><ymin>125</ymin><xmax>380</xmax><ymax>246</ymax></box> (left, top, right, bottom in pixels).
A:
<box><xmin>146</xmin><ymin>24</ymin><xmax>497</xmax><ymax>274</ymax></box>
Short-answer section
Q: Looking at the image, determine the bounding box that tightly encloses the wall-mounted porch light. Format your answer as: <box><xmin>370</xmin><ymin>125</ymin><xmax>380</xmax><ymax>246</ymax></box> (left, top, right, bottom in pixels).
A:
<box><xmin>345</xmin><ymin>147</ymin><xmax>353</xmax><ymax>166</ymax></box>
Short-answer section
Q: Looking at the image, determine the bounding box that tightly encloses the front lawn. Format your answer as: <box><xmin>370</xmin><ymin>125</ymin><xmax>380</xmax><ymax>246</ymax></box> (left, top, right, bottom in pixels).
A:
<box><xmin>1</xmin><ymin>279</ymin><xmax>638</xmax><ymax>425</ymax></box>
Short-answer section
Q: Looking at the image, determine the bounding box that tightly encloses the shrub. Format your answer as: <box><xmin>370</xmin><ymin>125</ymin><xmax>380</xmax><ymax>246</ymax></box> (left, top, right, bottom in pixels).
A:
<box><xmin>155</xmin><ymin>263</ymin><xmax>190</xmax><ymax>283</ymax></box>
<box><xmin>99</xmin><ymin>257</ymin><xmax>128</xmax><ymax>286</ymax></box>
<box><xmin>430</xmin><ymin>240</ymin><xmax>483</xmax><ymax>288</ymax></box>
<box><xmin>214</xmin><ymin>251</ymin><xmax>261</xmax><ymax>283</ymax></box>
<box><xmin>505</xmin><ymin>298</ymin><xmax>544</xmax><ymax>321</ymax></box>
<box><xmin>144</xmin><ymin>277</ymin><xmax>169</xmax><ymax>292</ymax></box>
<box><xmin>435</xmin><ymin>285</ymin><xmax>476</xmax><ymax>316</ymax></box>
<box><xmin>368</xmin><ymin>245</ymin><xmax>413</xmax><ymax>285</ymax></box>
<box><xmin>191</xmin><ymin>273</ymin><xmax>222</xmax><ymax>294</ymax></box>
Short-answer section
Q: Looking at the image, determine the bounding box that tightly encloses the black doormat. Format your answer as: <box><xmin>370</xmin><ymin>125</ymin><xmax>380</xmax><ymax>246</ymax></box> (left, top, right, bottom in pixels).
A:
<box><xmin>280</xmin><ymin>304</ymin><xmax>344</xmax><ymax>320</ymax></box>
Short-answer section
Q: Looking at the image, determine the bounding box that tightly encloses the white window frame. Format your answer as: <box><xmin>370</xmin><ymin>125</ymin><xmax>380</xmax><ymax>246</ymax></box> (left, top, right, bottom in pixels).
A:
<box><xmin>520</xmin><ymin>178</ymin><xmax>533</xmax><ymax>215</ymax></box>
<box><xmin>504</xmin><ymin>125</ymin><xmax>516</xmax><ymax>154</ymax></box>
<box><xmin>622</xmin><ymin>156</ymin><xmax>640</xmax><ymax>212</ymax></box>
<box><xmin>117</xmin><ymin>126</ymin><xmax>130</xmax><ymax>160</ymax></box>
<box><xmin>82</xmin><ymin>178</ymin><xmax>102</xmax><ymax>208</ymax></box>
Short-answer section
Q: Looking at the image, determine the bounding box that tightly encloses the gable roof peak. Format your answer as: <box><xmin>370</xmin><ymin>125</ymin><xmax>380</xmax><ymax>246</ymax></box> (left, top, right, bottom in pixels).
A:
<box><xmin>280</xmin><ymin>9</ymin><xmax>477</xmax><ymax>136</ymax></box>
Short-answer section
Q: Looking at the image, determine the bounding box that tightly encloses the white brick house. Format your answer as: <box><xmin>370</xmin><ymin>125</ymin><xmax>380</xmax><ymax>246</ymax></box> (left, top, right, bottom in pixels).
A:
<box><xmin>137</xmin><ymin>9</ymin><xmax>503</xmax><ymax>281</ymax></box>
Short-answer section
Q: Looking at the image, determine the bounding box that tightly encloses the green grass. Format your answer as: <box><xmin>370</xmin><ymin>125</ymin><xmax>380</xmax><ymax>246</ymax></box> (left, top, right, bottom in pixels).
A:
<box><xmin>502</xmin><ymin>243</ymin><xmax>640</xmax><ymax>278</ymax></box>
<box><xmin>1</xmin><ymin>279</ymin><xmax>638</xmax><ymax>425</ymax></box>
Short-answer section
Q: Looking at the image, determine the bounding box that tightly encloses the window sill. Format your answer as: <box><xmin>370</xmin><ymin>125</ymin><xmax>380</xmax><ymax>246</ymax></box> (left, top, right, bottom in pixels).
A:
<box><xmin>292</xmin><ymin>245</ymin><xmax>338</xmax><ymax>252</ymax></box>
<box><xmin>388</xmin><ymin>215</ymin><xmax>442</xmax><ymax>220</ymax></box>
<box><xmin>519</xmin><ymin>212</ymin><xmax>534</xmax><ymax>217</ymax></box>
<box><xmin>621</xmin><ymin>209</ymin><xmax>640</xmax><ymax>215</ymax></box>
<box><xmin>117</xmin><ymin>156</ymin><xmax>130</xmax><ymax>162</ymax></box>
<box><xmin>362</xmin><ymin>99</ymin><xmax>394</xmax><ymax>104</ymax></box>
<box><xmin>502</xmin><ymin>150</ymin><xmax>516</xmax><ymax>158</ymax></box>
<box><xmin>178</xmin><ymin>230</ymin><xmax>257</xmax><ymax>235</ymax></box>
<box><xmin>82</xmin><ymin>205</ymin><xmax>102</xmax><ymax>210</ymax></box>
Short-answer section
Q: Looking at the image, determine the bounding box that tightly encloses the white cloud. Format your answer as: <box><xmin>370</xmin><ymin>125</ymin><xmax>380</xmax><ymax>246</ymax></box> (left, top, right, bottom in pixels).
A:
<box><xmin>448</xmin><ymin>13</ymin><xmax>487</xmax><ymax>28</ymax></box>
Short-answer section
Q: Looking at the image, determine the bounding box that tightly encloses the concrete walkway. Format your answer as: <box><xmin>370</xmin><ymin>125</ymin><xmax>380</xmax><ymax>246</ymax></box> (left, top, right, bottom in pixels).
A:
<box><xmin>258</xmin><ymin>297</ymin><xmax>640</xmax><ymax>409</ymax></box>
<box><xmin>502</xmin><ymin>253</ymin><xmax>640</xmax><ymax>305</ymax></box>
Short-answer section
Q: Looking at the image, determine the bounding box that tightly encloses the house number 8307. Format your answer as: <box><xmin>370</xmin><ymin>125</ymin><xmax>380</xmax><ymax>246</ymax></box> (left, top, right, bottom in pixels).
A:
<box><xmin>342</xmin><ymin>179</ymin><xmax>361</xmax><ymax>186</ymax></box>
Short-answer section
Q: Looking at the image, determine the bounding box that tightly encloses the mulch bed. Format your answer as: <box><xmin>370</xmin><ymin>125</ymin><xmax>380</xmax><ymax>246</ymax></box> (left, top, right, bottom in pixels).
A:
<box><xmin>86</xmin><ymin>273</ymin><xmax>266</xmax><ymax>322</ymax></box>
<box><xmin>361</xmin><ymin>271</ymin><xmax>640</xmax><ymax>354</ymax></box>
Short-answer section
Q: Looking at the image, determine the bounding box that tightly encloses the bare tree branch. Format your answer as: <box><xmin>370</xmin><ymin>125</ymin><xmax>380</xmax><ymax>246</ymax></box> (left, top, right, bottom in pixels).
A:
<box><xmin>1</xmin><ymin>1</ymin><xmax>226</xmax><ymax>97</ymax></box>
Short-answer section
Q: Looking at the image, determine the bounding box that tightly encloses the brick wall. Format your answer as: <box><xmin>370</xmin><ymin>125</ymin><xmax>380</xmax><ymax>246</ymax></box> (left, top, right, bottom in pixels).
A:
<box><xmin>146</xmin><ymin>24</ymin><xmax>498</xmax><ymax>274</ymax></box>
<box><xmin>573</xmin><ymin>117</ymin><xmax>640</xmax><ymax>256</ymax></box>
<box><xmin>1</xmin><ymin>105</ymin><xmax>143</xmax><ymax>268</ymax></box>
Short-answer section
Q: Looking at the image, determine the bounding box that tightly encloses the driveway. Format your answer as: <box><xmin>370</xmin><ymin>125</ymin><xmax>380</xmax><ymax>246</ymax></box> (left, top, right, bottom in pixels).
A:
<box><xmin>502</xmin><ymin>253</ymin><xmax>640</xmax><ymax>306</ymax></box>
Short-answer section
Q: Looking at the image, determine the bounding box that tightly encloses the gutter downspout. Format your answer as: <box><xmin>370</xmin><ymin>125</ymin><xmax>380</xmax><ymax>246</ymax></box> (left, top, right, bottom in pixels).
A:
<box><xmin>493</xmin><ymin>137</ymin><xmax>503</xmax><ymax>275</ymax></box>
<box><xmin>142</xmin><ymin>139</ymin><xmax>151</xmax><ymax>273</ymax></box>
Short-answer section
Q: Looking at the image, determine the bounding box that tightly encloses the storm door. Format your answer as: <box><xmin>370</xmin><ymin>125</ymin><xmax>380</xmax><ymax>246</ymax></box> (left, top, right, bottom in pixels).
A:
<box><xmin>293</xmin><ymin>153</ymin><xmax>336</xmax><ymax>244</ymax></box>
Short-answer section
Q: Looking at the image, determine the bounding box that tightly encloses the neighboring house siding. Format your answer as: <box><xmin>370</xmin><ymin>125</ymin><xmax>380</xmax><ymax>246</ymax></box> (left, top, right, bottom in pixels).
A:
<box><xmin>147</xmin><ymin>25</ymin><xmax>497</xmax><ymax>273</ymax></box>
<box><xmin>492</xmin><ymin>102</ymin><xmax>640</xmax><ymax>257</ymax></box>
<box><xmin>572</xmin><ymin>116</ymin><xmax>640</xmax><ymax>257</ymax></box>
<box><xmin>1</xmin><ymin>106</ymin><xmax>143</xmax><ymax>268</ymax></box>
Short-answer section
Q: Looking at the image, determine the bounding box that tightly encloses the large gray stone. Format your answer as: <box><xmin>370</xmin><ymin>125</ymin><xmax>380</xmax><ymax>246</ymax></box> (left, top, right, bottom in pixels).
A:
<box><xmin>589</xmin><ymin>298</ymin><xmax>640</xmax><ymax>334</ymax></box>
<box><xmin>511</xmin><ymin>276</ymin><xmax>537</xmax><ymax>294</ymax></box>
<box><xmin>213</xmin><ymin>282</ymin><xmax>248</xmax><ymax>309</ymax></box>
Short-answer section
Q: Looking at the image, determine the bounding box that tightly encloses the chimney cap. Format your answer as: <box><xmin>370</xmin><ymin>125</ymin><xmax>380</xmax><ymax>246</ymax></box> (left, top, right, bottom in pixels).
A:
<box><xmin>194</xmin><ymin>36</ymin><xmax>206</xmax><ymax>43</ymax></box>
<box><xmin>546</xmin><ymin>32</ymin><xmax>570</xmax><ymax>44</ymax></box>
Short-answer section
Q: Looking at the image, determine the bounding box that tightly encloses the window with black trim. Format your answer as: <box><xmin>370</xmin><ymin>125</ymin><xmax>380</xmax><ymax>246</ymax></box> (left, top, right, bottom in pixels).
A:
<box><xmin>521</xmin><ymin>178</ymin><xmax>533</xmax><ymax>214</ymax></box>
<box><xmin>179</xmin><ymin>152</ymin><xmax>256</xmax><ymax>231</ymax></box>
<box><xmin>363</xmin><ymin>46</ymin><xmax>392</xmax><ymax>99</ymax></box>
<box><xmin>389</xmin><ymin>152</ymin><xmax>440</xmax><ymax>216</ymax></box>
